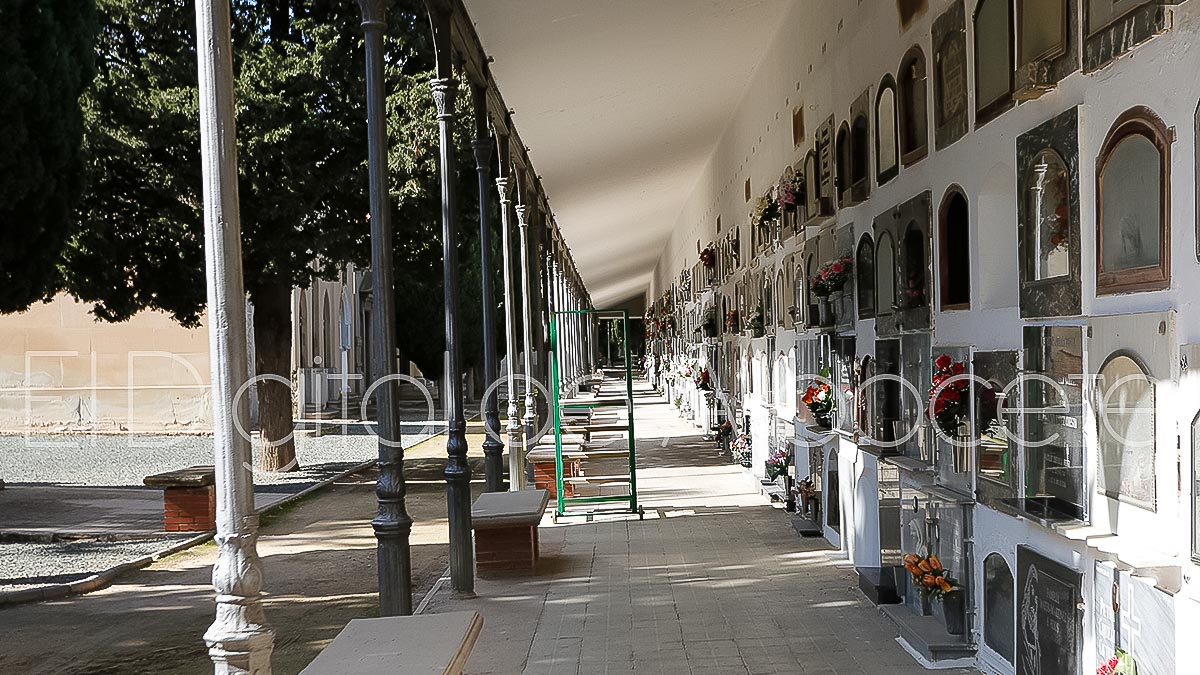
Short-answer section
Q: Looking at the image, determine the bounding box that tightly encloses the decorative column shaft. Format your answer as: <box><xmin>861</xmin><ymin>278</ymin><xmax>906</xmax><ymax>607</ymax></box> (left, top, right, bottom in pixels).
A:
<box><xmin>425</xmin><ymin>3</ymin><xmax>474</xmax><ymax>593</ymax></box>
<box><xmin>495</xmin><ymin>144</ymin><xmax>525</xmax><ymax>490</ymax></box>
<box><xmin>471</xmin><ymin>82</ymin><xmax>503</xmax><ymax>492</ymax></box>
<box><xmin>194</xmin><ymin>0</ymin><xmax>274</xmax><ymax>671</ymax></box>
<box><xmin>358</xmin><ymin>0</ymin><xmax>414</xmax><ymax>617</ymax></box>
<box><xmin>515</xmin><ymin>198</ymin><xmax>537</xmax><ymax>465</ymax></box>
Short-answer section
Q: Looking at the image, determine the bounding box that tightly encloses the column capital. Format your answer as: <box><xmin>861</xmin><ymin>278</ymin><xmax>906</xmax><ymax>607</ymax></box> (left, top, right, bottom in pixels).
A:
<box><xmin>430</xmin><ymin>77</ymin><xmax>458</xmax><ymax>121</ymax></box>
<box><xmin>495</xmin><ymin>175</ymin><xmax>511</xmax><ymax>204</ymax></box>
<box><xmin>473</xmin><ymin>137</ymin><xmax>493</xmax><ymax>173</ymax></box>
<box><xmin>515</xmin><ymin>203</ymin><xmax>529</xmax><ymax>228</ymax></box>
<box><xmin>356</xmin><ymin>0</ymin><xmax>387</xmax><ymax>27</ymax></box>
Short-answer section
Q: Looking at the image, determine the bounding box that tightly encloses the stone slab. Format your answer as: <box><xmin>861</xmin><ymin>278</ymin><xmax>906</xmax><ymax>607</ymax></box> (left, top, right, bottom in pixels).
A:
<box><xmin>143</xmin><ymin>466</ymin><xmax>215</xmax><ymax>488</ymax></box>
<box><xmin>299</xmin><ymin>611</ymin><xmax>483</xmax><ymax>675</ymax></box>
<box><xmin>471</xmin><ymin>489</ymin><xmax>550</xmax><ymax>529</ymax></box>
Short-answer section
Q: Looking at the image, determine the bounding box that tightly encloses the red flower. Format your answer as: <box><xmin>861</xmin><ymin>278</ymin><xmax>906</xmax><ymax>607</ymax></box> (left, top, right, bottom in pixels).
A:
<box><xmin>830</xmin><ymin>262</ymin><xmax>845</xmax><ymax>274</ymax></box>
<box><xmin>951</xmin><ymin>362</ymin><xmax>965</xmax><ymax>375</ymax></box>
<box><xmin>941</xmin><ymin>388</ymin><xmax>960</xmax><ymax>402</ymax></box>
<box><xmin>934</xmin><ymin>354</ymin><xmax>953</xmax><ymax>370</ymax></box>
<box><xmin>821</xmin><ymin>268</ymin><xmax>832</xmax><ymax>279</ymax></box>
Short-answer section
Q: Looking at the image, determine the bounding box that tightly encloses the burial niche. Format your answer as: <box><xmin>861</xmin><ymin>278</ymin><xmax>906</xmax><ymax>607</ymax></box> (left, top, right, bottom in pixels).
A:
<box><xmin>939</xmin><ymin>188</ymin><xmax>971</xmax><ymax>309</ymax></box>
<box><xmin>1096</xmin><ymin>107</ymin><xmax>1171</xmax><ymax>295</ymax></box>
<box><xmin>857</xmin><ymin>233</ymin><xmax>876</xmax><ymax>319</ymax></box>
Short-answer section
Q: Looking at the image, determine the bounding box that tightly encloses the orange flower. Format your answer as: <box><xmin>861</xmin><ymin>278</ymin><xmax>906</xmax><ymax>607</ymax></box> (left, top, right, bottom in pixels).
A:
<box><xmin>929</xmin><ymin>556</ymin><xmax>942</xmax><ymax>572</ymax></box>
<box><xmin>904</xmin><ymin>563</ymin><xmax>918</xmax><ymax>575</ymax></box>
<box><xmin>937</xmin><ymin>578</ymin><xmax>953</xmax><ymax>593</ymax></box>
<box><xmin>918</xmin><ymin>560</ymin><xmax>932</xmax><ymax>573</ymax></box>
<box><xmin>922</xmin><ymin>574</ymin><xmax>936</xmax><ymax>587</ymax></box>
<box><xmin>903</xmin><ymin>554</ymin><xmax>919</xmax><ymax>565</ymax></box>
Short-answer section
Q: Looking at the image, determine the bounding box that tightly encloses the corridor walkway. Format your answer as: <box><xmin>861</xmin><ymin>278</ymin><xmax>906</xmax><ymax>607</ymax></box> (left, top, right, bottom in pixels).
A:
<box><xmin>428</xmin><ymin>386</ymin><xmax>979</xmax><ymax>675</ymax></box>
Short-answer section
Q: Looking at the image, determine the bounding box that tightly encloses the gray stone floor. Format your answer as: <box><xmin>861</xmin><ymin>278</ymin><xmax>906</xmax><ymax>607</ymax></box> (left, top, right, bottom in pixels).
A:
<box><xmin>428</xmin><ymin>386</ymin><xmax>979</xmax><ymax>675</ymax></box>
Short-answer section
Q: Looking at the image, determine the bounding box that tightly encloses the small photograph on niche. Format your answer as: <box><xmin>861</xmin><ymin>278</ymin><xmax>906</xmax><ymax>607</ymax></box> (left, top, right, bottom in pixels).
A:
<box><xmin>897</xmin><ymin>0</ymin><xmax>928</xmax><ymax>29</ymax></box>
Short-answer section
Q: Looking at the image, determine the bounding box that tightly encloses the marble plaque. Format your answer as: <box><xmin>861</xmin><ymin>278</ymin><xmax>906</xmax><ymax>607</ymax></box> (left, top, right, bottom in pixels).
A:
<box><xmin>932</xmin><ymin>1</ymin><xmax>968</xmax><ymax>149</ymax></box>
<box><xmin>1017</xmin><ymin>546</ymin><xmax>1082</xmax><ymax>675</ymax></box>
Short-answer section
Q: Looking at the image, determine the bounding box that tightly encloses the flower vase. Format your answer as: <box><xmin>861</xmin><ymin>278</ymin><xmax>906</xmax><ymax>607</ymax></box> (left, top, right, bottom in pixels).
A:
<box><xmin>816</xmin><ymin>295</ymin><xmax>833</xmax><ymax>326</ymax></box>
<box><xmin>941</xmin><ymin>590</ymin><xmax>965</xmax><ymax>635</ymax></box>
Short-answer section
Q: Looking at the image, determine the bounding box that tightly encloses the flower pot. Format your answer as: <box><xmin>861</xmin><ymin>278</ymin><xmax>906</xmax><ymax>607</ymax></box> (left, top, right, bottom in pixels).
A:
<box><xmin>816</xmin><ymin>296</ymin><xmax>833</xmax><ymax>326</ymax></box>
<box><xmin>766</xmin><ymin>464</ymin><xmax>786</xmax><ymax>481</ymax></box>
<box><xmin>941</xmin><ymin>590</ymin><xmax>965</xmax><ymax>636</ymax></box>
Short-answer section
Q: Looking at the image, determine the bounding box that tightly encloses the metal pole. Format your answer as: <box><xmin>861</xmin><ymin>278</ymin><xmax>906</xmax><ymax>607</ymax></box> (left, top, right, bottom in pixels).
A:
<box><xmin>357</xmin><ymin>0</ymin><xmax>414</xmax><ymax>617</ymax></box>
<box><xmin>194</xmin><ymin>0</ymin><xmax>274</xmax><ymax>671</ymax></box>
<box><xmin>425</xmin><ymin>2</ymin><xmax>474</xmax><ymax>593</ymax></box>
<box><xmin>495</xmin><ymin>141</ymin><xmax>524</xmax><ymax>490</ymax></box>
<box><xmin>471</xmin><ymin>82</ymin><xmax>503</xmax><ymax>492</ymax></box>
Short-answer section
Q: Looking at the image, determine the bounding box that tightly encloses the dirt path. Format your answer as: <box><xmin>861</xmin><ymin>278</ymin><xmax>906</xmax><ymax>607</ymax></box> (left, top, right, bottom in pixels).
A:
<box><xmin>0</xmin><ymin>450</ymin><xmax>488</xmax><ymax>674</ymax></box>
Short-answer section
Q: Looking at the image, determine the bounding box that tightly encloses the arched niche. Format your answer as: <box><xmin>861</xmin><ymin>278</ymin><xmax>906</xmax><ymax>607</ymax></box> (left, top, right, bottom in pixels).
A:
<box><xmin>836</xmin><ymin>122</ymin><xmax>852</xmax><ymax>207</ymax></box>
<box><xmin>876</xmin><ymin>75</ymin><xmax>900</xmax><ymax>184</ymax></box>
<box><xmin>974</xmin><ymin>0</ymin><xmax>1014</xmax><ymax>126</ymax></box>
<box><xmin>826</xmin><ymin>447</ymin><xmax>841</xmax><ymax>533</ymax></box>
<box><xmin>1096</xmin><ymin>351</ymin><xmax>1156</xmax><ymax>509</ymax></box>
<box><xmin>900</xmin><ymin>224</ymin><xmax>928</xmax><ymax>309</ymax></box>
<box><xmin>857</xmin><ymin>233</ymin><xmax>876</xmax><ymax>318</ymax></box>
<box><xmin>1096</xmin><ymin>106</ymin><xmax>1171</xmax><ymax>295</ymax></box>
<box><xmin>1026</xmin><ymin>149</ymin><xmax>1072</xmax><ymax>281</ymax></box>
<box><xmin>898</xmin><ymin>45</ymin><xmax>929</xmax><ymax>165</ymax></box>
<box><xmin>876</xmin><ymin>231</ymin><xmax>897</xmax><ymax>314</ymax></box>
<box><xmin>983</xmin><ymin>553</ymin><xmax>1015</xmax><ymax>664</ymax></box>
<box><xmin>938</xmin><ymin>187</ymin><xmax>971</xmax><ymax>310</ymax></box>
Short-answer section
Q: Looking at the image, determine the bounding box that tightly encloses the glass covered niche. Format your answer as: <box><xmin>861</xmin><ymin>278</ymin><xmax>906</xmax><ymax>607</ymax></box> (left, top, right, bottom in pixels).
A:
<box><xmin>1100</xmin><ymin>135</ymin><xmax>1161</xmax><ymax>271</ymax></box>
<box><xmin>857</xmin><ymin>234</ymin><xmax>876</xmax><ymax>318</ymax></box>
<box><xmin>1019</xmin><ymin>0</ymin><xmax>1068</xmax><ymax>65</ymax></box>
<box><xmin>877</xmin><ymin>232</ymin><xmax>897</xmax><ymax>313</ymax></box>
<box><xmin>1027</xmin><ymin>149</ymin><xmax>1072</xmax><ymax>280</ymax></box>
<box><xmin>984</xmin><ymin>553</ymin><xmax>1016</xmax><ymax>664</ymax></box>
<box><xmin>1096</xmin><ymin>353</ymin><xmax>1156</xmax><ymax>509</ymax></box>
<box><xmin>877</xmin><ymin>81</ymin><xmax>899</xmax><ymax>182</ymax></box>
<box><xmin>975</xmin><ymin>0</ymin><xmax>1013</xmax><ymax>123</ymax></box>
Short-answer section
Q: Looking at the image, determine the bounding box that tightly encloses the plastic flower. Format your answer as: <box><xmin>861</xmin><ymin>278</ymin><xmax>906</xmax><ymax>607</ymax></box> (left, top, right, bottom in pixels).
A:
<box><xmin>934</xmin><ymin>354</ymin><xmax>953</xmax><ymax>370</ymax></box>
<box><xmin>929</xmin><ymin>556</ymin><xmax>942</xmax><ymax>571</ymax></box>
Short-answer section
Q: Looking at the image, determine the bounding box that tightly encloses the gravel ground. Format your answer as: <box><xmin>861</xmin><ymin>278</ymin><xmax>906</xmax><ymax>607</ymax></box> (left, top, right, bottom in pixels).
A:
<box><xmin>0</xmin><ymin>537</ymin><xmax>189</xmax><ymax>589</ymax></box>
<box><xmin>0</xmin><ymin>426</ymin><xmax>445</xmax><ymax>487</ymax></box>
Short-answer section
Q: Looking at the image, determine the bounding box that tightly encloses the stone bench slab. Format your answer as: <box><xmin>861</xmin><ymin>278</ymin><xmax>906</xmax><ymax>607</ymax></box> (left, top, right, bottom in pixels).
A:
<box><xmin>143</xmin><ymin>466</ymin><xmax>215</xmax><ymax>488</ymax></box>
<box><xmin>300</xmin><ymin>611</ymin><xmax>483</xmax><ymax>675</ymax></box>
<box><xmin>471</xmin><ymin>489</ymin><xmax>550</xmax><ymax>529</ymax></box>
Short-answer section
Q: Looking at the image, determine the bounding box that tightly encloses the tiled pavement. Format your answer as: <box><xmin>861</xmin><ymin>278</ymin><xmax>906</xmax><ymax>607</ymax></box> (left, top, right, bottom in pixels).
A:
<box><xmin>427</xmin><ymin>386</ymin><xmax>979</xmax><ymax>675</ymax></box>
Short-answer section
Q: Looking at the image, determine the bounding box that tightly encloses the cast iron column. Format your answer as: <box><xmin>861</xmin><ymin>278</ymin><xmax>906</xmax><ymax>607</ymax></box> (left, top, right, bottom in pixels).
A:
<box><xmin>425</xmin><ymin>2</ymin><xmax>474</xmax><ymax>593</ymax></box>
<box><xmin>496</xmin><ymin>144</ymin><xmax>525</xmax><ymax>490</ymax></box>
<box><xmin>471</xmin><ymin>82</ymin><xmax>503</xmax><ymax>492</ymax></box>
<box><xmin>515</xmin><ymin>198</ymin><xmax>537</xmax><ymax>464</ymax></box>
<box><xmin>194</xmin><ymin>0</ymin><xmax>275</xmax><ymax>671</ymax></box>
<box><xmin>357</xmin><ymin>0</ymin><xmax>414</xmax><ymax>617</ymax></box>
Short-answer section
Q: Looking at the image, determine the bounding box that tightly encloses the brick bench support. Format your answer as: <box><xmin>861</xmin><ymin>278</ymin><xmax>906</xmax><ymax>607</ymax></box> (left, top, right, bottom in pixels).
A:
<box><xmin>143</xmin><ymin>466</ymin><xmax>216</xmax><ymax>532</ymax></box>
<box><xmin>471</xmin><ymin>489</ymin><xmax>550</xmax><ymax>573</ymax></box>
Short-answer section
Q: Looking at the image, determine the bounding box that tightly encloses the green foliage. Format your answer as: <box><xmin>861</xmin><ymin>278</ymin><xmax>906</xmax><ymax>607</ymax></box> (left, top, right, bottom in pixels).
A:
<box><xmin>65</xmin><ymin>0</ymin><xmax>498</xmax><ymax>378</ymax></box>
<box><xmin>0</xmin><ymin>0</ymin><xmax>96</xmax><ymax>313</ymax></box>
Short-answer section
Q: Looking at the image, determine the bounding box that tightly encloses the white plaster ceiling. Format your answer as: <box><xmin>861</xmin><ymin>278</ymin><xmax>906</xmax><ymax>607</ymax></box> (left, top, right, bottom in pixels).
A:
<box><xmin>463</xmin><ymin>0</ymin><xmax>792</xmax><ymax>308</ymax></box>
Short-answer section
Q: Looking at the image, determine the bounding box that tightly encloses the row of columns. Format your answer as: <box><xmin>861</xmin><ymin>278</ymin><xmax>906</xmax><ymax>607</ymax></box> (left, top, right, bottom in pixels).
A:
<box><xmin>194</xmin><ymin>0</ymin><xmax>596</xmax><ymax>670</ymax></box>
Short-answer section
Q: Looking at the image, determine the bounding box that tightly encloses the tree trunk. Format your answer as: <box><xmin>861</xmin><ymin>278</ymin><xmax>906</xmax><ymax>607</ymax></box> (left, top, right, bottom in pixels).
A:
<box><xmin>251</xmin><ymin>281</ymin><xmax>298</xmax><ymax>472</ymax></box>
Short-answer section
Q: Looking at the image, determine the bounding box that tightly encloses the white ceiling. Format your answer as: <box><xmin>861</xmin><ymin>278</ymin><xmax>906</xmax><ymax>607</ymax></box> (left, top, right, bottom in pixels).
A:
<box><xmin>464</xmin><ymin>0</ymin><xmax>793</xmax><ymax>308</ymax></box>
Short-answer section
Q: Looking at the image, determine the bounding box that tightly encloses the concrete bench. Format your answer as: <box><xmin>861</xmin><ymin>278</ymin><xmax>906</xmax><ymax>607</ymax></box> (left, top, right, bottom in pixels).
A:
<box><xmin>300</xmin><ymin>611</ymin><xmax>483</xmax><ymax>675</ymax></box>
<box><xmin>472</xmin><ymin>489</ymin><xmax>550</xmax><ymax>572</ymax></box>
<box><xmin>143</xmin><ymin>466</ymin><xmax>215</xmax><ymax>532</ymax></box>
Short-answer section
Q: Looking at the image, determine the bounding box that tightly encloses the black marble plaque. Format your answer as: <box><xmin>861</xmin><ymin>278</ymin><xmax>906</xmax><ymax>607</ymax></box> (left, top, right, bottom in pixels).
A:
<box><xmin>849</xmin><ymin>89</ymin><xmax>872</xmax><ymax>204</ymax></box>
<box><xmin>932</xmin><ymin>1</ymin><xmax>968</xmax><ymax>150</ymax></box>
<box><xmin>817</xmin><ymin>115</ymin><xmax>837</xmax><ymax>218</ymax></box>
<box><xmin>1017</xmin><ymin>107</ymin><xmax>1082</xmax><ymax>318</ymax></box>
<box><xmin>1084</xmin><ymin>1</ymin><xmax>1165</xmax><ymax>73</ymax></box>
<box><xmin>1017</xmin><ymin>546</ymin><xmax>1082</xmax><ymax>675</ymax></box>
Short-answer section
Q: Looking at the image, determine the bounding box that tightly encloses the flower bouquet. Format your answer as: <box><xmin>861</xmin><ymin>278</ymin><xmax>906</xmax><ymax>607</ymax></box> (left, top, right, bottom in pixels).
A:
<box><xmin>903</xmin><ymin>553</ymin><xmax>960</xmax><ymax>600</ymax></box>
<box><xmin>1097</xmin><ymin>649</ymin><xmax>1137</xmax><ymax>675</ymax></box>
<box><xmin>811</xmin><ymin>256</ymin><xmax>853</xmax><ymax>296</ymax></box>
<box><xmin>700</xmin><ymin>247</ymin><xmax>716</xmax><ymax>268</ymax></box>
<box><xmin>731</xmin><ymin>433</ymin><xmax>752</xmax><ymax>467</ymax></box>
<box><xmin>694</xmin><ymin>369</ymin><xmax>712</xmax><ymax>391</ymax></box>
<box><xmin>801</xmin><ymin>368</ymin><xmax>835</xmax><ymax>427</ymax></box>
<box><xmin>765</xmin><ymin>447</ymin><xmax>790</xmax><ymax>481</ymax></box>
<box><xmin>751</xmin><ymin>194</ymin><xmax>781</xmax><ymax>230</ymax></box>
<box><xmin>927</xmin><ymin>354</ymin><xmax>969</xmax><ymax>437</ymax></box>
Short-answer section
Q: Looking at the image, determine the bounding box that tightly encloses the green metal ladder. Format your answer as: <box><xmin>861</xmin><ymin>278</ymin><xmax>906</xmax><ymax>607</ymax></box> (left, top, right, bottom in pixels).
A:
<box><xmin>549</xmin><ymin>309</ymin><xmax>643</xmax><ymax>520</ymax></box>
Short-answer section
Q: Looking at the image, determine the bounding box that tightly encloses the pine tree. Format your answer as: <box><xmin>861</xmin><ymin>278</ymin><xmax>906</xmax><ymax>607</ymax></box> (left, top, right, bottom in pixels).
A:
<box><xmin>0</xmin><ymin>0</ymin><xmax>96</xmax><ymax>313</ymax></box>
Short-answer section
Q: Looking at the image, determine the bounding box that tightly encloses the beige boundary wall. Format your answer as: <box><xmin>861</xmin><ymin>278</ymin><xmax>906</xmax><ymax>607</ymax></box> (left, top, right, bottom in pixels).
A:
<box><xmin>0</xmin><ymin>294</ymin><xmax>212</xmax><ymax>432</ymax></box>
